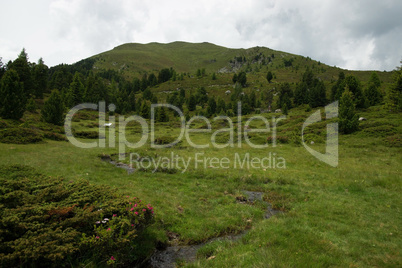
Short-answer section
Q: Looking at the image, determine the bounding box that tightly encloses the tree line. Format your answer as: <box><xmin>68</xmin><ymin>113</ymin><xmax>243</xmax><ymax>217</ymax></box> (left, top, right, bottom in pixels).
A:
<box><xmin>0</xmin><ymin>49</ymin><xmax>400</xmax><ymax>134</ymax></box>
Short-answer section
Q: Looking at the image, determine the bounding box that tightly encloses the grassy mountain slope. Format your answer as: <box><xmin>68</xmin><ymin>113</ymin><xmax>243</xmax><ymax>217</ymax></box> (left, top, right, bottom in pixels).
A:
<box><xmin>90</xmin><ymin>41</ymin><xmax>394</xmax><ymax>92</ymax></box>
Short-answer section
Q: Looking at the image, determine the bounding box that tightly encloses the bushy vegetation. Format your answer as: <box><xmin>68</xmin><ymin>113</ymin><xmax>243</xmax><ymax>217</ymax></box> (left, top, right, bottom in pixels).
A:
<box><xmin>0</xmin><ymin>165</ymin><xmax>154</xmax><ymax>267</ymax></box>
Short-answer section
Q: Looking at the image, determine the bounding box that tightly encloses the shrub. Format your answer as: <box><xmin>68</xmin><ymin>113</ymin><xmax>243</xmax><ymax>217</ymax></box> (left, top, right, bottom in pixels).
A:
<box><xmin>0</xmin><ymin>120</ymin><xmax>8</xmax><ymax>129</ymax></box>
<box><xmin>267</xmin><ymin>135</ymin><xmax>289</xmax><ymax>144</ymax></box>
<box><xmin>153</xmin><ymin>136</ymin><xmax>180</xmax><ymax>145</ymax></box>
<box><xmin>73</xmin><ymin>130</ymin><xmax>99</xmax><ymax>139</ymax></box>
<box><xmin>0</xmin><ymin>165</ymin><xmax>154</xmax><ymax>267</ymax></box>
<box><xmin>361</xmin><ymin>125</ymin><xmax>396</xmax><ymax>137</ymax></box>
<box><xmin>0</xmin><ymin>127</ymin><xmax>43</xmax><ymax>144</ymax></box>
<box><xmin>384</xmin><ymin>134</ymin><xmax>402</xmax><ymax>147</ymax></box>
<box><xmin>43</xmin><ymin>131</ymin><xmax>67</xmax><ymax>141</ymax></box>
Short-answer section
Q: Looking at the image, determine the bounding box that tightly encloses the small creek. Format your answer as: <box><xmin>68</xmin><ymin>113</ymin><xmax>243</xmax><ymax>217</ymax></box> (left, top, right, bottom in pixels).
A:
<box><xmin>145</xmin><ymin>190</ymin><xmax>282</xmax><ymax>268</ymax></box>
<box><xmin>100</xmin><ymin>155</ymin><xmax>282</xmax><ymax>267</ymax></box>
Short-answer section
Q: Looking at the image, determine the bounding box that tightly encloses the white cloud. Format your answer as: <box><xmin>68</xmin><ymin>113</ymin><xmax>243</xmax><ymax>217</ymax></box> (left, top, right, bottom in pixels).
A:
<box><xmin>0</xmin><ymin>0</ymin><xmax>400</xmax><ymax>70</ymax></box>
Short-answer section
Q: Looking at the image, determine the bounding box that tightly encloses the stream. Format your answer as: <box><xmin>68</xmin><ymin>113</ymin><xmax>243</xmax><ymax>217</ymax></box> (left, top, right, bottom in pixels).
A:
<box><xmin>145</xmin><ymin>190</ymin><xmax>282</xmax><ymax>268</ymax></box>
<box><xmin>100</xmin><ymin>155</ymin><xmax>282</xmax><ymax>267</ymax></box>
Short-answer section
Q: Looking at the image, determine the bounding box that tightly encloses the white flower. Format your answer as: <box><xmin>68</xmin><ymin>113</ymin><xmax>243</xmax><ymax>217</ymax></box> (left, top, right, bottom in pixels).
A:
<box><xmin>104</xmin><ymin>218</ymin><xmax>109</xmax><ymax>221</ymax></box>
<box><xmin>95</xmin><ymin>221</ymin><xmax>100</xmax><ymax>224</ymax></box>
<box><xmin>102</xmin><ymin>220</ymin><xmax>106</xmax><ymax>223</ymax></box>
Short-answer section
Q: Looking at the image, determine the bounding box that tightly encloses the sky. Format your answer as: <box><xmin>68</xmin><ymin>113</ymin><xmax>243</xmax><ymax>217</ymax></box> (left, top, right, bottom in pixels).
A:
<box><xmin>1</xmin><ymin>0</ymin><xmax>401</xmax><ymax>70</ymax></box>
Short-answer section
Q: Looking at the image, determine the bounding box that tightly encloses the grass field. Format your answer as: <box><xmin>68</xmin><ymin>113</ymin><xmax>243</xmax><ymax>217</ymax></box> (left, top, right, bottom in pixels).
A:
<box><xmin>1</xmin><ymin>103</ymin><xmax>400</xmax><ymax>267</ymax></box>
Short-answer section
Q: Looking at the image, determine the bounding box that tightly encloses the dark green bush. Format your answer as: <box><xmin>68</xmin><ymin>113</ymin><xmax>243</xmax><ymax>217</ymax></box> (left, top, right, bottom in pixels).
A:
<box><xmin>73</xmin><ymin>130</ymin><xmax>99</xmax><ymax>139</ymax></box>
<box><xmin>0</xmin><ymin>120</ymin><xmax>8</xmax><ymax>129</ymax></box>
<box><xmin>267</xmin><ymin>135</ymin><xmax>289</xmax><ymax>144</ymax></box>
<box><xmin>43</xmin><ymin>131</ymin><xmax>67</xmax><ymax>141</ymax></box>
<box><xmin>153</xmin><ymin>136</ymin><xmax>180</xmax><ymax>145</ymax></box>
<box><xmin>0</xmin><ymin>165</ymin><xmax>154</xmax><ymax>267</ymax></box>
<box><xmin>361</xmin><ymin>125</ymin><xmax>396</xmax><ymax>137</ymax></box>
<box><xmin>0</xmin><ymin>128</ymin><xmax>44</xmax><ymax>144</ymax></box>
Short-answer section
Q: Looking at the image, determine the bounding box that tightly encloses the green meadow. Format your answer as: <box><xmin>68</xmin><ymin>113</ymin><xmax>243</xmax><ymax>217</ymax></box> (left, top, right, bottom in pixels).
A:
<box><xmin>1</xmin><ymin>103</ymin><xmax>400</xmax><ymax>267</ymax></box>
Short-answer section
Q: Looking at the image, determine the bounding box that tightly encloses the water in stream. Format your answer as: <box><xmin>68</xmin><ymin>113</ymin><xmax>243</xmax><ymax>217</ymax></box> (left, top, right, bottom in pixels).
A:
<box><xmin>146</xmin><ymin>190</ymin><xmax>282</xmax><ymax>268</ymax></box>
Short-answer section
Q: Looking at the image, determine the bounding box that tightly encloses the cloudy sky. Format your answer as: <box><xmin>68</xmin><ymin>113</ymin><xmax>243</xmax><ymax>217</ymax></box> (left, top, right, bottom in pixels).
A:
<box><xmin>1</xmin><ymin>0</ymin><xmax>401</xmax><ymax>70</ymax></box>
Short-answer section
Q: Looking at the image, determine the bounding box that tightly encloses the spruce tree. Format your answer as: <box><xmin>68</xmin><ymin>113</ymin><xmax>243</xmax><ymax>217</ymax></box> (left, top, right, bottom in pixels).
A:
<box><xmin>32</xmin><ymin>58</ymin><xmax>48</xmax><ymax>98</ymax></box>
<box><xmin>339</xmin><ymin>88</ymin><xmax>359</xmax><ymax>134</ymax></box>
<box><xmin>68</xmin><ymin>72</ymin><xmax>84</xmax><ymax>107</ymax></box>
<box><xmin>0</xmin><ymin>70</ymin><xmax>26</xmax><ymax>120</ymax></box>
<box><xmin>41</xmin><ymin>90</ymin><xmax>65</xmax><ymax>126</ymax></box>
<box><xmin>365</xmin><ymin>72</ymin><xmax>382</xmax><ymax>106</ymax></box>
<box><xmin>266</xmin><ymin>71</ymin><xmax>273</xmax><ymax>83</ymax></box>
<box><xmin>8</xmin><ymin>48</ymin><xmax>33</xmax><ymax>98</ymax></box>
<box><xmin>188</xmin><ymin>95</ymin><xmax>197</xmax><ymax>111</ymax></box>
<box><xmin>140</xmin><ymin>101</ymin><xmax>150</xmax><ymax>119</ymax></box>
<box><xmin>156</xmin><ymin>107</ymin><xmax>169</xmax><ymax>122</ymax></box>
<box><xmin>207</xmin><ymin>97</ymin><xmax>217</xmax><ymax>117</ymax></box>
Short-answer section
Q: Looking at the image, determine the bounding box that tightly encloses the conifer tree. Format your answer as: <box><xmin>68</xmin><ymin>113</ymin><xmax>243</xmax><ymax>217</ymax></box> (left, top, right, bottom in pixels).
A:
<box><xmin>339</xmin><ymin>88</ymin><xmax>359</xmax><ymax>134</ymax></box>
<box><xmin>32</xmin><ymin>58</ymin><xmax>48</xmax><ymax>98</ymax></box>
<box><xmin>188</xmin><ymin>95</ymin><xmax>197</xmax><ymax>111</ymax></box>
<box><xmin>140</xmin><ymin>101</ymin><xmax>150</xmax><ymax>119</ymax></box>
<box><xmin>8</xmin><ymin>48</ymin><xmax>33</xmax><ymax>98</ymax></box>
<box><xmin>68</xmin><ymin>72</ymin><xmax>84</xmax><ymax>107</ymax></box>
<box><xmin>0</xmin><ymin>70</ymin><xmax>26</xmax><ymax>120</ymax></box>
<box><xmin>156</xmin><ymin>107</ymin><xmax>169</xmax><ymax>122</ymax></box>
<box><xmin>266</xmin><ymin>71</ymin><xmax>273</xmax><ymax>83</ymax></box>
<box><xmin>41</xmin><ymin>90</ymin><xmax>65</xmax><ymax>125</ymax></box>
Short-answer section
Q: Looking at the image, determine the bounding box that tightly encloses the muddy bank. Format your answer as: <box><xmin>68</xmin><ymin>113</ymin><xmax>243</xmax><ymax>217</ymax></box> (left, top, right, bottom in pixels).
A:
<box><xmin>146</xmin><ymin>191</ymin><xmax>282</xmax><ymax>268</ymax></box>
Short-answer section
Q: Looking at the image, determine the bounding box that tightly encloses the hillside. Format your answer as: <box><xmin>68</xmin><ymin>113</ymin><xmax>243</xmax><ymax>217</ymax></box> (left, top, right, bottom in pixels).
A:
<box><xmin>89</xmin><ymin>41</ymin><xmax>394</xmax><ymax>90</ymax></box>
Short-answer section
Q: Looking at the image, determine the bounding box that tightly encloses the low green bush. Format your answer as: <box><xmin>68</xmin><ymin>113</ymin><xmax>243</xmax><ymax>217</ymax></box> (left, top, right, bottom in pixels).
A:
<box><xmin>73</xmin><ymin>130</ymin><xmax>99</xmax><ymax>139</ymax></box>
<box><xmin>153</xmin><ymin>136</ymin><xmax>180</xmax><ymax>145</ymax></box>
<box><xmin>0</xmin><ymin>128</ymin><xmax>44</xmax><ymax>144</ymax></box>
<box><xmin>0</xmin><ymin>165</ymin><xmax>154</xmax><ymax>267</ymax></box>
<box><xmin>361</xmin><ymin>125</ymin><xmax>396</xmax><ymax>137</ymax></box>
<box><xmin>267</xmin><ymin>135</ymin><xmax>289</xmax><ymax>144</ymax></box>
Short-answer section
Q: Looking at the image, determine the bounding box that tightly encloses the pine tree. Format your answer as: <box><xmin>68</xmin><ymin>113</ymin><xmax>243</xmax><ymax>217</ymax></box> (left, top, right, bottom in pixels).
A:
<box><xmin>207</xmin><ymin>97</ymin><xmax>216</xmax><ymax>117</ymax></box>
<box><xmin>140</xmin><ymin>101</ymin><xmax>150</xmax><ymax>119</ymax></box>
<box><xmin>32</xmin><ymin>58</ymin><xmax>48</xmax><ymax>98</ymax></box>
<box><xmin>237</xmin><ymin>71</ymin><xmax>247</xmax><ymax>87</ymax></box>
<box><xmin>294</xmin><ymin>82</ymin><xmax>308</xmax><ymax>105</ymax></box>
<box><xmin>266</xmin><ymin>71</ymin><xmax>273</xmax><ymax>83</ymax></box>
<box><xmin>156</xmin><ymin>107</ymin><xmax>169</xmax><ymax>122</ymax></box>
<box><xmin>344</xmin><ymin>75</ymin><xmax>366</xmax><ymax>108</ymax></box>
<box><xmin>339</xmin><ymin>88</ymin><xmax>359</xmax><ymax>134</ymax></box>
<box><xmin>0</xmin><ymin>70</ymin><xmax>26</xmax><ymax>120</ymax></box>
<box><xmin>68</xmin><ymin>72</ymin><xmax>84</xmax><ymax>107</ymax></box>
<box><xmin>188</xmin><ymin>95</ymin><xmax>197</xmax><ymax>111</ymax></box>
<box><xmin>309</xmin><ymin>80</ymin><xmax>327</xmax><ymax>108</ymax></box>
<box><xmin>41</xmin><ymin>90</ymin><xmax>65</xmax><ymax>125</ymax></box>
<box><xmin>128</xmin><ymin>92</ymin><xmax>136</xmax><ymax>112</ymax></box>
<box><xmin>365</xmin><ymin>72</ymin><xmax>382</xmax><ymax>106</ymax></box>
<box><xmin>8</xmin><ymin>48</ymin><xmax>33</xmax><ymax>98</ymax></box>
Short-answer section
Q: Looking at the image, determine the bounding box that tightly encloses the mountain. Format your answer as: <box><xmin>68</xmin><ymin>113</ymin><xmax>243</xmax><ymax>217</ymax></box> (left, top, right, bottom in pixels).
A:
<box><xmin>88</xmin><ymin>41</ymin><xmax>394</xmax><ymax>85</ymax></box>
